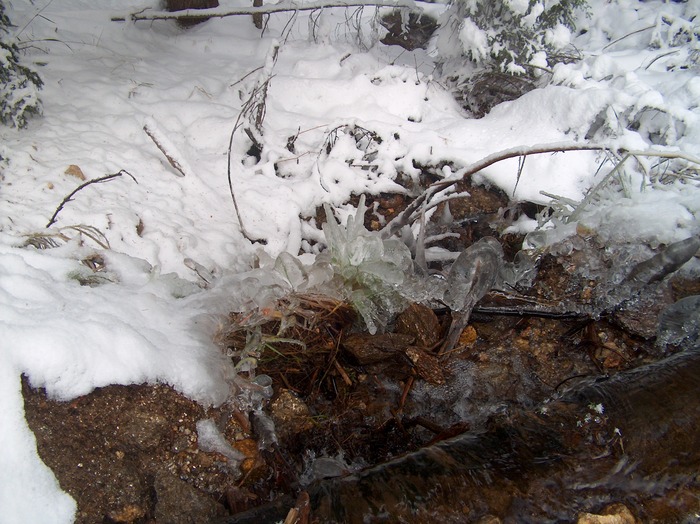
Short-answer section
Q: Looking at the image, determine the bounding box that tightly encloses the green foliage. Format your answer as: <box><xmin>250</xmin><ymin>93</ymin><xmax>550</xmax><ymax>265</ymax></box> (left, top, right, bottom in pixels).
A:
<box><xmin>436</xmin><ymin>0</ymin><xmax>588</xmax><ymax>75</ymax></box>
<box><xmin>0</xmin><ymin>2</ymin><xmax>43</xmax><ymax>128</ymax></box>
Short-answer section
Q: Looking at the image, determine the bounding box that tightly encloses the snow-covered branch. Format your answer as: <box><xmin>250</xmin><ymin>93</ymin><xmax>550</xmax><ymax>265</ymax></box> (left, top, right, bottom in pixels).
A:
<box><xmin>111</xmin><ymin>0</ymin><xmax>416</xmax><ymax>22</ymax></box>
<box><xmin>380</xmin><ymin>142</ymin><xmax>700</xmax><ymax>238</ymax></box>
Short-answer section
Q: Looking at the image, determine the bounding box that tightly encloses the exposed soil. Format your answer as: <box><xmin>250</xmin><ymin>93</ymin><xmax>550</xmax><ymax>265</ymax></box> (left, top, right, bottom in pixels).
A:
<box><xmin>22</xmin><ymin>181</ymin><xmax>700</xmax><ymax>523</ymax></box>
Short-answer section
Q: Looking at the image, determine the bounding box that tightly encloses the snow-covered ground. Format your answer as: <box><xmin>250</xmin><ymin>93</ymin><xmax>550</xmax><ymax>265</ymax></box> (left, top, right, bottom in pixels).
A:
<box><xmin>1</xmin><ymin>1</ymin><xmax>698</xmax><ymax>522</ymax></box>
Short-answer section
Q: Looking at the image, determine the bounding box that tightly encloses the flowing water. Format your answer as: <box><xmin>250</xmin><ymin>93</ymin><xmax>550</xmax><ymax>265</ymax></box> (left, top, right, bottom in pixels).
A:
<box><xmin>219</xmin><ymin>347</ymin><xmax>700</xmax><ymax>523</ymax></box>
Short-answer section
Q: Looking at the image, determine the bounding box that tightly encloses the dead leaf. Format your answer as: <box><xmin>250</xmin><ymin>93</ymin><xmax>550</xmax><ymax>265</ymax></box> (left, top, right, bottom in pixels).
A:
<box><xmin>65</xmin><ymin>164</ymin><xmax>86</xmax><ymax>180</ymax></box>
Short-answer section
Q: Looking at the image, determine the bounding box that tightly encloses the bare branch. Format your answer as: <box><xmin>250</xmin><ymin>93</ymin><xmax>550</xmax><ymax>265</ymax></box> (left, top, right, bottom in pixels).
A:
<box><xmin>380</xmin><ymin>142</ymin><xmax>700</xmax><ymax>239</ymax></box>
<box><xmin>46</xmin><ymin>170</ymin><xmax>137</xmax><ymax>228</ymax></box>
<box><xmin>143</xmin><ymin>123</ymin><xmax>190</xmax><ymax>177</ymax></box>
<box><xmin>111</xmin><ymin>0</ymin><xmax>416</xmax><ymax>22</ymax></box>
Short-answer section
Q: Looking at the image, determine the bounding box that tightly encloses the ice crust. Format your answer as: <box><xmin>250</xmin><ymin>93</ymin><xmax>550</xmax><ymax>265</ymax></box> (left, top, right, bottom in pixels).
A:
<box><xmin>196</xmin><ymin>419</ymin><xmax>246</xmax><ymax>474</ymax></box>
<box><xmin>657</xmin><ymin>295</ymin><xmax>700</xmax><ymax>350</ymax></box>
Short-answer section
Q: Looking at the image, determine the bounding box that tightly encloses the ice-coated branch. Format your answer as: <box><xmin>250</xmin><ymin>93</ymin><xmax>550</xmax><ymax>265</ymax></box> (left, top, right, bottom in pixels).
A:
<box><xmin>111</xmin><ymin>0</ymin><xmax>417</xmax><ymax>22</ymax></box>
<box><xmin>380</xmin><ymin>142</ymin><xmax>700</xmax><ymax>239</ymax></box>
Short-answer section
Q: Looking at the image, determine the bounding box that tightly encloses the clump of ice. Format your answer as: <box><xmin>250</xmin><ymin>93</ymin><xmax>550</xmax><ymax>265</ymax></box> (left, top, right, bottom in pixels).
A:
<box><xmin>657</xmin><ymin>295</ymin><xmax>700</xmax><ymax>350</ymax></box>
<box><xmin>316</xmin><ymin>195</ymin><xmax>416</xmax><ymax>333</ymax></box>
<box><xmin>196</xmin><ymin>419</ymin><xmax>245</xmax><ymax>475</ymax></box>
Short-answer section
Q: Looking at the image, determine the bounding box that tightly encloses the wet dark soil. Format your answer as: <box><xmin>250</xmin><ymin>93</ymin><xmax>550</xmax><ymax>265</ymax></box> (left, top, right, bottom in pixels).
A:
<box><xmin>22</xmin><ymin>182</ymin><xmax>700</xmax><ymax>523</ymax></box>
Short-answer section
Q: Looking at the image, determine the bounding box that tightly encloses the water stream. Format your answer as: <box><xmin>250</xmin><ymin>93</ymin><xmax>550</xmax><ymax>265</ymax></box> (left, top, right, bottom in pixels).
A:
<box><xmin>218</xmin><ymin>347</ymin><xmax>700</xmax><ymax>523</ymax></box>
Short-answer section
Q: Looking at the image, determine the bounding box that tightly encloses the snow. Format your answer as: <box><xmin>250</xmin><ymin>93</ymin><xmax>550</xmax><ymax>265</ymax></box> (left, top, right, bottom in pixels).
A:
<box><xmin>0</xmin><ymin>1</ymin><xmax>699</xmax><ymax>522</ymax></box>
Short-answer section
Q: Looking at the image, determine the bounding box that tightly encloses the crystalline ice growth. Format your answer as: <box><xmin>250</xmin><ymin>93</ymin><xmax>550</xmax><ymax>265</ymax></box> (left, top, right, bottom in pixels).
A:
<box><xmin>196</xmin><ymin>419</ymin><xmax>245</xmax><ymax>475</ymax></box>
<box><xmin>657</xmin><ymin>295</ymin><xmax>700</xmax><ymax>350</ymax></box>
<box><xmin>445</xmin><ymin>237</ymin><xmax>504</xmax><ymax>312</ymax></box>
<box><xmin>317</xmin><ymin>195</ymin><xmax>415</xmax><ymax>333</ymax></box>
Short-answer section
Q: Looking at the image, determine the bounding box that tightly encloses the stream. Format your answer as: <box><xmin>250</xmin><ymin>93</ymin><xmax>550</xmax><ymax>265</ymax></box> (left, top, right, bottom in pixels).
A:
<box><xmin>218</xmin><ymin>345</ymin><xmax>700</xmax><ymax>523</ymax></box>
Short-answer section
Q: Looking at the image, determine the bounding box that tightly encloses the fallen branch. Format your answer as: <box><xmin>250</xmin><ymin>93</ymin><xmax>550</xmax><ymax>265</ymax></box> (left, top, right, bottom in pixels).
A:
<box><xmin>143</xmin><ymin>122</ymin><xmax>190</xmax><ymax>177</ymax></box>
<box><xmin>112</xmin><ymin>0</ymin><xmax>416</xmax><ymax>22</ymax></box>
<box><xmin>46</xmin><ymin>170</ymin><xmax>137</xmax><ymax>228</ymax></box>
<box><xmin>380</xmin><ymin>142</ymin><xmax>700</xmax><ymax>239</ymax></box>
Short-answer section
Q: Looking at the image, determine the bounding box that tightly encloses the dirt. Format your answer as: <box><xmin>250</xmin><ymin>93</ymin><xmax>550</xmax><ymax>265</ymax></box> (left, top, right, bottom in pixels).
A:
<box><xmin>21</xmin><ymin>182</ymin><xmax>700</xmax><ymax>523</ymax></box>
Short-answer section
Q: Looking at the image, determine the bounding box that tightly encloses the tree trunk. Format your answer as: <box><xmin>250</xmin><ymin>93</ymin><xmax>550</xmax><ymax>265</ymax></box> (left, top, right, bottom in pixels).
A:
<box><xmin>164</xmin><ymin>0</ymin><xmax>220</xmax><ymax>27</ymax></box>
<box><xmin>252</xmin><ymin>0</ymin><xmax>263</xmax><ymax>29</ymax></box>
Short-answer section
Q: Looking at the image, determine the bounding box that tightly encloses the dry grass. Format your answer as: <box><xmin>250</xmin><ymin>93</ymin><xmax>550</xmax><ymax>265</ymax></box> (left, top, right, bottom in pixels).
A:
<box><xmin>216</xmin><ymin>294</ymin><xmax>355</xmax><ymax>394</ymax></box>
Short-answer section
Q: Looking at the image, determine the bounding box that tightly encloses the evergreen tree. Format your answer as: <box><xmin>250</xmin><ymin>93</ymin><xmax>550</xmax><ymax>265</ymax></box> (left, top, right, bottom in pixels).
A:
<box><xmin>0</xmin><ymin>2</ymin><xmax>42</xmax><ymax>128</ymax></box>
<box><xmin>435</xmin><ymin>0</ymin><xmax>588</xmax><ymax>75</ymax></box>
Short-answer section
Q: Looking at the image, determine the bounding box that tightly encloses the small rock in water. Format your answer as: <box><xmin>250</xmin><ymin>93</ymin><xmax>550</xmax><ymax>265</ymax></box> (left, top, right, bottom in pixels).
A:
<box><xmin>342</xmin><ymin>332</ymin><xmax>414</xmax><ymax>365</ymax></box>
<box><xmin>271</xmin><ymin>389</ymin><xmax>315</xmax><ymax>441</ymax></box>
<box><xmin>577</xmin><ymin>503</ymin><xmax>637</xmax><ymax>524</ymax></box>
<box><xmin>395</xmin><ymin>302</ymin><xmax>441</xmax><ymax>348</ymax></box>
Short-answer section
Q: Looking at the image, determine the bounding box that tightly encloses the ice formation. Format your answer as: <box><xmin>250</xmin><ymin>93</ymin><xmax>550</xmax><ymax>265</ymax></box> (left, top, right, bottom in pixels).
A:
<box><xmin>657</xmin><ymin>295</ymin><xmax>700</xmax><ymax>350</ymax></box>
<box><xmin>317</xmin><ymin>195</ymin><xmax>415</xmax><ymax>333</ymax></box>
<box><xmin>196</xmin><ymin>419</ymin><xmax>246</xmax><ymax>475</ymax></box>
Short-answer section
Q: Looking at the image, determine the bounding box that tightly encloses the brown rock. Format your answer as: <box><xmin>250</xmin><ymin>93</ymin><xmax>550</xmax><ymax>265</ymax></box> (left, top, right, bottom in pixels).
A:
<box><xmin>395</xmin><ymin>303</ymin><xmax>441</xmax><ymax>348</ymax></box>
<box><xmin>577</xmin><ymin>503</ymin><xmax>637</xmax><ymax>524</ymax></box>
<box><xmin>271</xmin><ymin>389</ymin><xmax>315</xmax><ymax>441</ymax></box>
<box><xmin>342</xmin><ymin>332</ymin><xmax>415</xmax><ymax>365</ymax></box>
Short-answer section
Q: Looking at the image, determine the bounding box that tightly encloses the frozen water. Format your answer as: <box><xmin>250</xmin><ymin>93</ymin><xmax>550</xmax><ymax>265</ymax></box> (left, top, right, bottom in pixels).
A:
<box><xmin>657</xmin><ymin>295</ymin><xmax>700</xmax><ymax>350</ymax></box>
<box><xmin>445</xmin><ymin>237</ymin><xmax>503</xmax><ymax>312</ymax></box>
<box><xmin>251</xmin><ymin>411</ymin><xmax>278</xmax><ymax>451</ymax></box>
<box><xmin>196</xmin><ymin>419</ymin><xmax>245</xmax><ymax>474</ymax></box>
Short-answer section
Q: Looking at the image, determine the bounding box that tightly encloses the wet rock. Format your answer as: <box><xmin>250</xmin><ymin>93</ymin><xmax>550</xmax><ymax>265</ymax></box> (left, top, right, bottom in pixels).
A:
<box><xmin>612</xmin><ymin>285</ymin><xmax>673</xmax><ymax>339</ymax></box>
<box><xmin>404</xmin><ymin>346</ymin><xmax>445</xmax><ymax>385</ymax></box>
<box><xmin>342</xmin><ymin>332</ymin><xmax>414</xmax><ymax>365</ymax></box>
<box><xmin>233</xmin><ymin>438</ymin><xmax>267</xmax><ymax>481</ymax></box>
<box><xmin>271</xmin><ymin>389</ymin><xmax>315</xmax><ymax>442</ymax></box>
<box><xmin>395</xmin><ymin>303</ymin><xmax>441</xmax><ymax>348</ymax></box>
<box><xmin>154</xmin><ymin>468</ymin><xmax>226</xmax><ymax>524</ymax></box>
<box><xmin>577</xmin><ymin>503</ymin><xmax>637</xmax><ymax>524</ymax></box>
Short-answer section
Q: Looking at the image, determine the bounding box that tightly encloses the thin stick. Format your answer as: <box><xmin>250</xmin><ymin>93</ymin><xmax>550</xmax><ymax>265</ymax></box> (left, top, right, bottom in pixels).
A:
<box><xmin>379</xmin><ymin>142</ymin><xmax>700</xmax><ymax>239</ymax></box>
<box><xmin>46</xmin><ymin>170</ymin><xmax>137</xmax><ymax>228</ymax></box>
<box><xmin>111</xmin><ymin>0</ymin><xmax>417</xmax><ymax>22</ymax></box>
<box><xmin>143</xmin><ymin>124</ymin><xmax>188</xmax><ymax>177</ymax></box>
<box><xmin>333</xmin><ymin>359</ymin><xmax>353</xmax><ymax>386</ymax></box>
<box><xmin>602</xmin><ymin>25</ymin><xmax>654</xmax><ymax>50</ymax></box>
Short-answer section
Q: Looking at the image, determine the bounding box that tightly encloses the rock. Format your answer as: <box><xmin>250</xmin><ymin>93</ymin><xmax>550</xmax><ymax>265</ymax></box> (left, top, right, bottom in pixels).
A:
<box><xmin>154</xmin><ymin>468</ymin><xmax>226</xmax><ymax>524</ymax></box>
<box><xmin>121</xmin><ymin>408</ymin><xmax>170</xmax><ymax>452</ymax></box>
<box><xmin>271</xmin><ymin>389</ymin><xmax>315</xmax><ymax>441</ymax></box>
<box><xmin>404</xmin><ymin>346</ymin><xmax>445</xmax><ymax>385</ymax></box>
<box><xmin>341</xmin><ymin>332</ymin><xmax>414</xmax><ymax>365</ymax></box>
<box><xmin>106</xmin><ymin>504</ymin><xmax>146</xmax><ymax>523</ymax></box>
<box><xmin>395</xmin><ymin>303</ymin><xmax>441</xmax><ymax>348</ymax></box>
<box><xmin>577</xmin><ymin>504</ymin><xmax>637</xmax><ymax>523</ymax></box>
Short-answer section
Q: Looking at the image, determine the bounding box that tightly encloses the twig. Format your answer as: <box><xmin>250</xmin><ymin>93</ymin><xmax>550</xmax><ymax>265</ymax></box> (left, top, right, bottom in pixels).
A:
<box><xmin>111</xmin><ymin>0</ymin><xmax>417</xmax><ymax>22</ymax></box>
<box><xmin>143</xmin><ymin>123</ymin><xmax>189</xmax><ymax>177</ymax></box>
<box><xmin>644</xmin><ymin>50</ymin><xmax>680</xmax><ymax>70</ymax></box>
<box><xmin>226</xmin><ymin>48</ymin><xmax>279</xmax><ymax>244</ymax></box>
<box><xmin>379</xmin><ymin>142</ymin><xmax>700</xmax><ymax>239</ymax></box>
<box><xmin>46</xmin><ymin>170</ymin><xmax>137</xmax><ymax>228</ymax></box>
<box><xmin>602</xmin><ymin>24</ymin><xmax>654</xmax><ymax>50</ymax></box>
